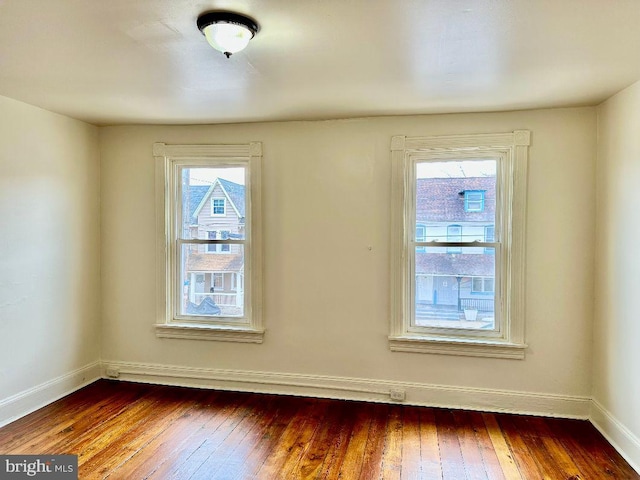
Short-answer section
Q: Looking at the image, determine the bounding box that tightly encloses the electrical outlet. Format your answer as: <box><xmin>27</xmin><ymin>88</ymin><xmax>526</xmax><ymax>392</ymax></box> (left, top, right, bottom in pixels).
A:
<box><xmin>105</xmin><ymin>367</ymin><xmax>120</xmax><ymax>379</ymax></box>
<box><xmin>389</xmin><ymin>389</ymin><xmax>406</xmax><ymax>402</ymax></box>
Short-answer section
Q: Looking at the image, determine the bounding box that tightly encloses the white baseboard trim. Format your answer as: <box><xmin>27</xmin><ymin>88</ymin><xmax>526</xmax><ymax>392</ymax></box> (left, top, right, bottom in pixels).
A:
<box><xmin>101</xmin><ymin>360</ymin><xmax>591</xmax><ymax>419</ymax></box>
<box><xmin>0</xmin><ymin>361</ymin><xmax>102</xmax><ymax>428</ymax></box>
<box><xmin>590</xmin><ymin>400</ymin><xmax>640</xmax><ymax>475</ymax></box>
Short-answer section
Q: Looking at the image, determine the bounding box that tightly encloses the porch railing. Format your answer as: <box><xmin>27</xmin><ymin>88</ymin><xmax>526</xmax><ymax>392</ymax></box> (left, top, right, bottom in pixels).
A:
<box><xmin>460</xmin><ymin>298</ymin><xmax>494</xmax><ymax>312</ymax></box>
<box><xmin>193</xmin><ymin>292</ymin><xmax>242</xmax><ymax>306</ymax></box>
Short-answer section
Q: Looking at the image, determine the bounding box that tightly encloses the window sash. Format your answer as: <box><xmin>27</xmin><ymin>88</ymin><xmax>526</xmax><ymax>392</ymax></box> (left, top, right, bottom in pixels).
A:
<box><xmin>172</xmin><ymin>160</ymin><xmax>252</xmax><ymax>325</ymax></box>
<box><xmin>408</xmin><ymin>153</ymin><xmax>504</xmax><ymax>339</ymax></box>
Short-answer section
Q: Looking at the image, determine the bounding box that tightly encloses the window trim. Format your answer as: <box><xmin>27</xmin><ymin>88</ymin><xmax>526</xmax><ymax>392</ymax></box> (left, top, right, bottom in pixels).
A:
<box><xmin>153</xmin><ymin>142</ymin><xmax>264</xmax><ymax>343</ymax></box>
<box><xmin>389</xmin><ymin>131</ymin><xmax>530</xmax><ymax>359</ymax></box>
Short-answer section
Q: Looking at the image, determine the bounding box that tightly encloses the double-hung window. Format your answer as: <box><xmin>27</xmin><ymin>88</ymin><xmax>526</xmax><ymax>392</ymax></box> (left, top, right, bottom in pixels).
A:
<box><xmin>154</xmin><ymin>142</ymin><xmax>264</xmax><ymax>343</ymax></box>
<box><xmin>390</xmin><ymin>131</ymin><xmax>530</xmax><ymax>358</ymax></box>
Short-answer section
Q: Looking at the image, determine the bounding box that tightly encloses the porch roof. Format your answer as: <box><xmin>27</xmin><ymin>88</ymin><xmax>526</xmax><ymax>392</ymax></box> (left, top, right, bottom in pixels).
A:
<box><xmin>186</xmin><ymin>253</ymin><xmax>244</xmax><ymax>273</ymax></box>
<box><xmin>415</xmin><ymin>252</ymin><xmax>494</xmax><ymax>277</ymax></box>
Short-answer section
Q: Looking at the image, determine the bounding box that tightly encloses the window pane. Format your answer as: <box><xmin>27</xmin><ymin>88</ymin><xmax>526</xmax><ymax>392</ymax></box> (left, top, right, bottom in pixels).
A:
<box><xmin>415</xmin><ymin>246</ymin><xmax>495</xmax><ymax>330</ymax></box>
<box><xmin>180</xmin><ymin>244</ymin><xmax>245</xmax><ymax>318</ymax></box>
<box><xmin>416</xmin><ymin>160</ymin><xmax>496</xmax><ymax>243</ymax></box>
<box><xmin>180</xmin><ymin>167</ymin><xmax>246</xmax><ymax>240</ymax></box>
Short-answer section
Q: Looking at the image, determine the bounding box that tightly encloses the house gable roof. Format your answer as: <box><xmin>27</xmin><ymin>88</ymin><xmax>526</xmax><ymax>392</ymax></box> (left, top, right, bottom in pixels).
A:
<box><xmin>191</xmin><ymin>178</ymin><xmax>246</xmax><ymax>222</ymax></box>
<box><xmin>187</xmin><ymin>185</ymin><xmax>210</xmax><ymax>220</ymax></box>
<box><xmin>218</xmin><ymin>178</ymin><xmax>245</xmax><ymax>218</ymax></box>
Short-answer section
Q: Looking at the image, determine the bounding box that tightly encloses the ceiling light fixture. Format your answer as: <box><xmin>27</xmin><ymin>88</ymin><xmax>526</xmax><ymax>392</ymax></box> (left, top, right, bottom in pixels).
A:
<box><xmin>197</xmin><ymin>11</ymin><xmax>259</xmax><ymax>58</ymax></box>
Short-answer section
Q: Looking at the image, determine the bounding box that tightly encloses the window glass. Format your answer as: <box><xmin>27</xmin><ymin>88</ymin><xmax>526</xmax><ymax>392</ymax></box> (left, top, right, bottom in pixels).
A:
<box><xmin>181</xmin><ymin>167</ymin><xmax>246</xmax><ymax>240</ymax></box>
<box><xmin>178</xmin><ymin>166</ymin><xmax>246</xmax><ymax>319</ymax></box>
<box><xmin>180</xmin><ymin>244</ymin><xmax>245</xmax><ymax>318</ymax></box>
<box><xmin>415</xmin><ymin>247</ymin><xmax>496</xmax><ymax>330</ymax></box>
<box><xmin>414</xmin><ymin>159</ymin><xmax>497</xmax><ymax>330</ymax></box>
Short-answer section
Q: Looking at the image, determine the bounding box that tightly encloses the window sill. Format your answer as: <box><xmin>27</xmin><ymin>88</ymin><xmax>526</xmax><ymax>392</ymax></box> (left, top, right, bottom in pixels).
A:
<box><xmin>155</xmin><ymin>323</ymin><xmax>264</xmax><ymax>343</ymax></box>
<box><xmin>388</xmin><ymin>335</ymin><xmax>526</xmax><ymax>359</ymax></box>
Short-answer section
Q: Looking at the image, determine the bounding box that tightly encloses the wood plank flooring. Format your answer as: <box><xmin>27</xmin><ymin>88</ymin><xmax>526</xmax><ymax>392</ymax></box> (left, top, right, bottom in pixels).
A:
<box><xmin>0</xmin><ymin>380</ymin><xmax>637</xmax><ymax>479</ymax></box>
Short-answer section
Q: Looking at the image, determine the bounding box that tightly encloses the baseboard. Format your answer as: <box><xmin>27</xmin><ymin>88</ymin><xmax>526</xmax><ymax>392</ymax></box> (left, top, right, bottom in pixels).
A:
<box><xmin>101</xmin><ymin>360</ymin><xmax>591</xmax><ymax>419</ymax></box>
<box><xmin>0</xmin><ymin>361</ymin><xmax>102</xmax><ymax>428</ymax></box>
<box><xmin>590</xmin><ymin>399</ymin><xmax>640</xmax><ymax>475</ymax></box>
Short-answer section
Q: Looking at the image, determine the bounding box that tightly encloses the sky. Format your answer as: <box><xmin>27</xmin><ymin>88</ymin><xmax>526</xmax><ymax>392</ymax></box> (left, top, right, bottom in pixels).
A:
<box><xmin>417</xmin><ymin>159</ymin><xmax>496</xmax><ymax>179</ymax></box>
<box><xmin>189</xmin><ymin>167</ymin><xmax>245</xmax><ymax>185</ymax></box>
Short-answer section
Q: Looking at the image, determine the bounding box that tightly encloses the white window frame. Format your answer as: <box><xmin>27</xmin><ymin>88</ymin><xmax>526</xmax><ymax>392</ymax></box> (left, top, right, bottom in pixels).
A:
<box><xmin>154</xmin><ymin>142</ymin><xmax>264</xmax><ymax>343</ymax></box>
<box><xmin>389</xmin><ymin>131</ymin><xmax>530</xmax><ymax>359</ymax></box>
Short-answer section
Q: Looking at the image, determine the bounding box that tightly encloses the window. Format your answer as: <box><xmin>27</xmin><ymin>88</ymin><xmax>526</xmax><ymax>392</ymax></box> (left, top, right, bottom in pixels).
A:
<box><xmin>154</xmin><ymin>142</ymin><xmax>264</xmax><ymax>343</ymax></box>
<box><xmin>207</xmin><ymin>230</ymin><xmax>231</xmax><ymax>253</ymax></box>
<box><xmin>221</xmin><ymin>231</ymin><xmax>230</xmax><ymax>252</ymax></box>
<box><xmin>212</xmin><ymin>198</ymin><xmax>226</xmax><ymax>215</ymax></box>
<box><xmin>446</xmin><ymin>224</ymin><xmax>462</xmax><ymax>253</ymax></box>
<box><xmin>416</xmin><ymin>224</ymin><xmax>427</xmax><ymax>252</ymax></box>
<box><xmin>212</xmin><ymin>272</ymin><xmax>224</xmax><ymax>290</ymax></box>
<box><xmin>471</xmin><ymin>277</ymin><xmax>494</xmax><ymax>293</ymax></box>
<box><xmin>390</xmin><ymin>131</ymin><xmax>530</xmax><ymax>358</ymax></box>
<box><xmin>207</xmin><ymin>231</ymin><xmax>217</xmax><ymax>252</ymax></box>
<box><xmin>464</xmin><ymin>191</ymin><xmax>485</xmax><ymax>212</ymax></box>
<box><xmin>484</xmin><ymin>225</ymin><xmax>495</xmax><ymax>254</ymax></box>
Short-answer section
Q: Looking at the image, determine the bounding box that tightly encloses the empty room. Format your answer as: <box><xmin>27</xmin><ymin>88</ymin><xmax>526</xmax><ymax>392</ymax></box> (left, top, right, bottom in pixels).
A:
<box><xmin>0</xmin><ymin>1</ymin><xmax>639</xmax><ymax>478</ymax></box>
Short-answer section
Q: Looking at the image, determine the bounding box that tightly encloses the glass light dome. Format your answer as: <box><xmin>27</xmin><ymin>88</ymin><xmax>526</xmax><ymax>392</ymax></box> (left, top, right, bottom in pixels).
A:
<box><xmin>197</xmin><ymin>12</ymin><xmax>259</xmax><ymax>58</ymax></box>
<box><xmin>203</xmin><ymin>23</ymin><xmax>253</xmax><ymax>56</ymax></box>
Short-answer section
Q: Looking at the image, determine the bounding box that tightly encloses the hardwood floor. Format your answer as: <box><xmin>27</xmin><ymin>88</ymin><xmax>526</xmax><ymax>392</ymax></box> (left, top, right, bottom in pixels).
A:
<box><xmin>0</xmin><ymin>380</ymin><xmax>637</xmax><ymax>479</ymax></box>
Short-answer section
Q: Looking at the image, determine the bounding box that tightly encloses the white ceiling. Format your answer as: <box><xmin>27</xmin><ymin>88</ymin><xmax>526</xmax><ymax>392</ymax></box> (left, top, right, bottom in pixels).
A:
<box><xmin>1</xmin><ymin>0</ymin><xmax>639</xmax><ymax>126</ymax></box>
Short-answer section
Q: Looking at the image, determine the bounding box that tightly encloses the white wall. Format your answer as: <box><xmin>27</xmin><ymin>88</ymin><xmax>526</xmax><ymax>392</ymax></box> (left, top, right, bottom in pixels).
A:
<box><xmin>100</xmin><ymin>107</ymin><xmax>596</xmax><ymax>412</ymax></box>
<box><xmin>0</xmin><ymin>95</ymin><xmax>101</xmax><ymax>423</ymax></box>
<box><xmin>593</xmin><ymin>80</ymin><xmax>640</xmax><ymax>468</ymax></box>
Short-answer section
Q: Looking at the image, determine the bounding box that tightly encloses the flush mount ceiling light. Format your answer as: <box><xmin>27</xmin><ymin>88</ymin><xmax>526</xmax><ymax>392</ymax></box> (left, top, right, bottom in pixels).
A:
<box><xmin>197</xmin><ymin>11</ymin><xmax>259</xmax><ymax>58</ymax></box>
